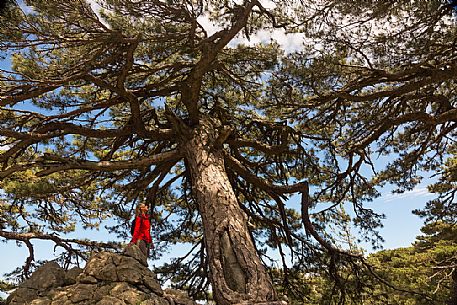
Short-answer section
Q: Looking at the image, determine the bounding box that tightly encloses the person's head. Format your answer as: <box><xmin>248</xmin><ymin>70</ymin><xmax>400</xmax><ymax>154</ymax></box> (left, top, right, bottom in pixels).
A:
<box><xmin>135</xmin><ymin>203</ymin><xmax>149</xmax><ymax>216</ymax></box>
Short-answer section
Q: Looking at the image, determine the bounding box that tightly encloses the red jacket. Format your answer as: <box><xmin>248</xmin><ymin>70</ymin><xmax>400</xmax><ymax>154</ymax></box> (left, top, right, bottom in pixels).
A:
<box><xmin>131</xmin><ymin>214</ymin><xmax>152</xmax><ymax>244</ymax></box>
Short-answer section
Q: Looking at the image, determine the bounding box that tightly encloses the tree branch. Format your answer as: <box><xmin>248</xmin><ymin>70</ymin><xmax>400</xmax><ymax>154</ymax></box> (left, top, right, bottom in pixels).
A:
<box><xmin>351</xmin><ymin>109</ymin><xmax>457</xmax><ymax>151</ymax></box>
<box><xmin>224</xmin><ymin>152</ymin><xmax>307</xmax><ymax>196</ymax></box>
<box><xmin>181</xmin><ymin>0</ymin><xmax>260</xmax><ymax>123</ymax></box>
<box><xmin>0</xmin><ymin>230</ymin><xmax>121</xmax><ymax>249</ymax></box>
<box><xmin>35</xmin><ymin>150</ymin><xmax>182</xmax><ymax>176</ymax></box>
<box><xmin>227</xmin><ymin>138</ymin><xmax>294</xmax><ymax>156</ymax></box>
<box><xmin>0</xmin><ymin>150</ymin><xmax>182</xmax><ymax>178</ymax></box>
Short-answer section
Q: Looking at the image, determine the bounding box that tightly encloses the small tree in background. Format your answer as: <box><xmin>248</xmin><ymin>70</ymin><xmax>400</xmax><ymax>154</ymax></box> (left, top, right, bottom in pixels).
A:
<box><xmin>1</xmin><ymin>1</ymin><xmax>456</xmax><ymax>304</ymax></box>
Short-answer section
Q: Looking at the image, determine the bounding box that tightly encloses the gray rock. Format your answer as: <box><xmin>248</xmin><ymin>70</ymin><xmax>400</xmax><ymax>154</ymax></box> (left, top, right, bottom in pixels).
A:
<box><xmin>77</xmin><ymin>274</ymin><xmax>98</xmax><ymax>284</ymax></box>
<box><xmin>123</xmin><ymin>243</ymin><xmax>148</xmax><ymax>266</ymax></box>
<box><xmin>23</xmin><ymin>262</ymin><xmax>66</xmax><ymax>291</ymax></box>
<box><xmin>6</xmin><ymin>261</ymin><xmax>66</xmax><ymax>305</ymax></box>
<box><xmin>96</xmin><ymin>296</ymin><xmax>127</xmax><ymax>305</ymax></box>
<box><xmin>84</xmin><ymin>252</ymin><xmax>119</xmax><ymax>282</ymax></box>
<box><xmin>65</xmin><ymin>267</ymin><xmax>83</xmax><ymax>285</ymax></box>
<box><xmin>116</xmin><ymin>257</ymin><xmax>145</xmax><ymax>284</ymax></box>
<box><xmin>165</xmin><ymin>289</ymin><xmax>195</xmax><ymax>305</ymax></box>
<box><xmin>108</xmin><ymin>282</ymin><xmax>130</xmax><ymax>297</ymax></box>
<box><xmin>29</xmin><ymin>299</ymin><xmax>51</xmax><ymax>305</ymax></box>
<box><xmin>5</xmin><ymin>287</ymin><xmax>38</xmax><ymax>305</ymax></box>
<box><xmin>49</xmin><ymin>296</ymin><xmax>72</xmax><ymax>305</ymax></box>
<box><xmin>92</xmin><ymin>283</ymin><xmax>115</xmax><ymax>301</ymax></box>
<box><xmin>143</xmin><ymin>274</ymin><xmax>164</xmax><ymax>296</ymax></box>
<box><xmin>5</xmin><ymin>250</ymin><xmax>196</xmax><ymax>305</ymax></box>
<box><xmin>68</xmin><ymin>284</ymin><xmax>94</xmax><ymax>303</ymax></box>
<box><xmin>139</xmin><ymin>300</ymin><xmax>158</xmax><ymax>305</ymax></box>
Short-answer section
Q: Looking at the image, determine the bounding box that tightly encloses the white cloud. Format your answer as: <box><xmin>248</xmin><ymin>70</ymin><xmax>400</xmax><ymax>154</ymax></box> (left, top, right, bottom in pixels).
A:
<box><xmin>228</xmin><ymin>28</ymin><xmax>305</xmax><ymax>54</ymax></box>
<box><xmin>197</xmin><ymin>8</ymin><xmax>306</xmax><ymax>54</ymax></box>
<box><xmin>197</xmin><ymin>15</ymin><xmax>223</xmax><ymax>37</ymax></box>
<box><xmin>269</xmin><ymin>29</ymin><xmax>305</xmax><ymax>54</ymax></box>
<box><xmin>0</xmin><ymin>136</ymin><xmax>11</xmax><ymax>151</ymax></box>
<box><xmin>259</xmin><ymin>0</ymin><xmax>276</xmax><ymax>9</ymax></box>
<box><xmin>383</xmin><ymin>187</ymin><xmax>433</xmax><ymax>203</ymax></box>
<box><xmin>86</xmin><ymin>0</ymin><xmax>112</xmax><ymax>29</ymax></box>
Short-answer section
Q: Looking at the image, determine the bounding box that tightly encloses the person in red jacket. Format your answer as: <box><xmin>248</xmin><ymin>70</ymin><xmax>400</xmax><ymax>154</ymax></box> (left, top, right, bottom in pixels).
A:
<box><xmin>130</xmin><ymin>203</ymin><xmax>152</xmax><ymax>257</ymax></box>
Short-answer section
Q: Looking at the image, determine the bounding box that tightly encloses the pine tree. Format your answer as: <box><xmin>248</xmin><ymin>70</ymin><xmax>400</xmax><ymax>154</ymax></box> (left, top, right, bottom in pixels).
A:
<box><xmin>1</xmin><ymin>1</ymin><xmax>456</xmax><ymax>304</ymax></box>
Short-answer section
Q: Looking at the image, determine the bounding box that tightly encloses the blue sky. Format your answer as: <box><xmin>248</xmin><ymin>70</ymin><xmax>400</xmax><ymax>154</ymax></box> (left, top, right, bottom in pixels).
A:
<box><xmin>357</xmin><ymin>184</ymin><xmax>434</xmax><ymax>250</ymax></box>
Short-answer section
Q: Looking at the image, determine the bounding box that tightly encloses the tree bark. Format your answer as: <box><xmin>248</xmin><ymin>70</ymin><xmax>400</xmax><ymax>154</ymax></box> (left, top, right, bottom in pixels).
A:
<box><xmin>182</xmin><ymin>119</ymin><xmax>280</xmax><ymax>305</ymax></box>
<box><xmin>448</xmin><ymin>267</ymin><xmax>457</xmax><ymax>305</ymax></box>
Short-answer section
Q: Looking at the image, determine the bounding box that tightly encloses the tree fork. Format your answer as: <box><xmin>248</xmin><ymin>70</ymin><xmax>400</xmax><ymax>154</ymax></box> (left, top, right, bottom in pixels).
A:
<box><xmin>182</xmin><ymin>119</ymin><xmax>282</xmax><ymax>305</ymax></box>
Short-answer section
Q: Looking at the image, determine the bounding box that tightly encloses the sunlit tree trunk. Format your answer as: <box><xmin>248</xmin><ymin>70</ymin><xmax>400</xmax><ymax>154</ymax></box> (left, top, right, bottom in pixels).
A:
<box><xmin>182</xmin><ymin>119</ymin><xmax>280</xmax><ymax>305</ymax></box>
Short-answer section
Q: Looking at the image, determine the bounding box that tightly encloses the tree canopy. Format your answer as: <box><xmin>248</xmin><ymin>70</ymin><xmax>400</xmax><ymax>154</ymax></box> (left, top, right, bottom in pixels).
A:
<box><xmin>0</xmin><ymin>0</ymin><xmax>456</xmax><ymax>304</ymax></box>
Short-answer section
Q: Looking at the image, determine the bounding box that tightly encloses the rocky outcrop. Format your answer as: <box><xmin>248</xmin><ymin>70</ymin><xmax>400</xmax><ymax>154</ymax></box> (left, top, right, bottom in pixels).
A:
<box><xmin>6</xmin><ymin>245</ymin><xmax>196</xmax><ymax>305</ymax></box>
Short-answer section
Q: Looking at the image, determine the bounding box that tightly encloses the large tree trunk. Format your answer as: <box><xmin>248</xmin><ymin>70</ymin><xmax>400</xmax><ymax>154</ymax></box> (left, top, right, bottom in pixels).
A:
<box><xmin>182</xmin><ymin>119</ymin><xmax>281</xmax><ymax>305</ymax></box>
<box><xmin>448</xmin><ymin>267</ymin><xmax>457</xmax><ymax>305</ymax></box>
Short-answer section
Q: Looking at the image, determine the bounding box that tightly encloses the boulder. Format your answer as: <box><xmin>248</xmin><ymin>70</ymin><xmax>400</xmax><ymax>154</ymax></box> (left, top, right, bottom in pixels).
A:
<box><xmin>6</xmin><ymin>244</ymin><xmax>196</xmax><ymax>305</ymax></box>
